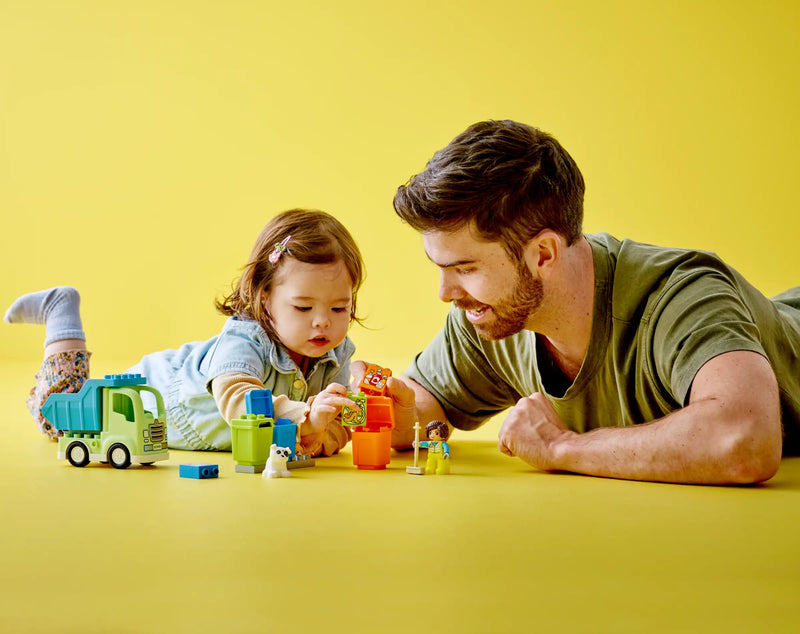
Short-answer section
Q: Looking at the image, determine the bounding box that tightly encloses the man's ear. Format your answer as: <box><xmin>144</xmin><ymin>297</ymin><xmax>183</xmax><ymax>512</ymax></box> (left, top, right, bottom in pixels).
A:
<box><xmin>525</xmin><ymin>230</ymin><xmax>561</xmax><ymax>278</ymax></box>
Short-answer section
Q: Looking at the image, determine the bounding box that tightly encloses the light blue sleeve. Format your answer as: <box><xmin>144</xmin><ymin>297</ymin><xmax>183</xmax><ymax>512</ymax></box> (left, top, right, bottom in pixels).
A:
<box><xmin>204</xmin><ymin>318</ymin><xmax>270</xmax><ymax>381</ymax></box>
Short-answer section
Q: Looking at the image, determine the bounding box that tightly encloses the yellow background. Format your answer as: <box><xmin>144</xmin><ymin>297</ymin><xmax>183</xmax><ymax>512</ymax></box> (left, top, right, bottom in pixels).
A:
<box><xmin>1</xmin><ymin>1</ymin><xmax>799</xmax><ymax>632</ymax></box>
<box><xmin>2</xmin><ymin>0</ymin><xmax>799</xmax><ymax>366</ymax></box>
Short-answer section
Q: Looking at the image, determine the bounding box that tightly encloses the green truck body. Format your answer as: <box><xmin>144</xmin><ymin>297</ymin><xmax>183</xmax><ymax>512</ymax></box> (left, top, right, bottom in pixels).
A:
<box><xmin>42</xmin><ymin>373</ymin><xmax>169</xmax><ymax>469</ymax></box>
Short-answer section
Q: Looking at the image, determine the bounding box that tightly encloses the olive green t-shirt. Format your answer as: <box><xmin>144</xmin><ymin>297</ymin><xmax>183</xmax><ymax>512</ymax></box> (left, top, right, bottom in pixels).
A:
<box><xmin>406</xmin><ymin>233</ymin><xmax>800</xmax><ymax>454</ymax></box>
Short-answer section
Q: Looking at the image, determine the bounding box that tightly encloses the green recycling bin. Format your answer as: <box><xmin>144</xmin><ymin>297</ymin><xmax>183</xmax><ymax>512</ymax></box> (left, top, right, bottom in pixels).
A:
<box><xmin>231</xmin><ymin>414</ymin><xmax>274</xmax><ymax>466</ymax></box>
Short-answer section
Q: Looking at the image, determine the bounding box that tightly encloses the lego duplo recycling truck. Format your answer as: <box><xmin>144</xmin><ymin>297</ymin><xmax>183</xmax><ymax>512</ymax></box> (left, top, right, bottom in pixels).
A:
<box><xmin>42</xmin><ymin>374</ymin><xmax>169</xmax><ymax>469</ymax></box>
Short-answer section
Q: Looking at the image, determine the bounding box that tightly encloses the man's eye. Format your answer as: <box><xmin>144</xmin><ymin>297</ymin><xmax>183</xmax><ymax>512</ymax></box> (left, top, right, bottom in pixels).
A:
<box><xmin>456</xmin><ymin>268</ymin><xmax>474</xmax><ymax>275</ymax></box>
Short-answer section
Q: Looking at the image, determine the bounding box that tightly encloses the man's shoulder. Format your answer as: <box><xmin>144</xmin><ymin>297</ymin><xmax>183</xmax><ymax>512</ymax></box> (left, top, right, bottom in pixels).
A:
<box><xmin>587</xmin><ymin>233</ymin><xmax>738</xmax><ymax>318</ymax></box>
<box><xmin>587</xmin><ymin>232</ymin><xmax>724</xmax><ymax>270</ymax></box>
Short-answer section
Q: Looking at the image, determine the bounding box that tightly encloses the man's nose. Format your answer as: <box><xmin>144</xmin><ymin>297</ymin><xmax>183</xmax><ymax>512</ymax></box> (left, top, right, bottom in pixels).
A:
<box><xmin>439</xmin><ymin>271</ymin><xmax>463</xmax><ymax>303</ymax></box>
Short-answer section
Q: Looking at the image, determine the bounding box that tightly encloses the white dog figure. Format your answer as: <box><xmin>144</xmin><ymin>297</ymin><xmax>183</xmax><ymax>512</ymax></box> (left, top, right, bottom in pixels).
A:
<box><xmin>264</xmin><ymin>444</ymin><xmax>292</xmax><ymax>478</ymax></box>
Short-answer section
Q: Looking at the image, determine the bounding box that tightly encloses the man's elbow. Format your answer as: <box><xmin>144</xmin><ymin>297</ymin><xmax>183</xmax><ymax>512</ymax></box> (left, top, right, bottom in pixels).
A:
<box><xmin>720</xmin><ymin>420</ymin><xmax>782</xmax><ymax>484</ymax></box>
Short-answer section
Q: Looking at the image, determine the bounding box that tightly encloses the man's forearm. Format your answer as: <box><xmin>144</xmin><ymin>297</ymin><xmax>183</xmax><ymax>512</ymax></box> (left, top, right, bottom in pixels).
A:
<box><xmin>500</xmin><ymin>350</ymin><xmax>783</xmax><ymax>485</ymax></box>
<box><xmin>551</xmin><ymin>397</ymin><xmax>781</xmax><ymax>485</ymax></box>
<box><xmin>554</xmin><ymin>403</ymin><xmax>780</xmax><ymax>484</ymax></box>
<box><xmin>391</xmin><ymin>375</ymin><xmax>449</xmax><ymax>450</ymax></box>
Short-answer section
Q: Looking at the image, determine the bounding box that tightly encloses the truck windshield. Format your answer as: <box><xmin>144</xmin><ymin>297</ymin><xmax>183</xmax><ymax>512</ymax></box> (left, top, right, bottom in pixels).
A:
<box><xmin>112</xmin><ymin>392</ymin><xmax>136</xmax><ymax>422</ymax></box>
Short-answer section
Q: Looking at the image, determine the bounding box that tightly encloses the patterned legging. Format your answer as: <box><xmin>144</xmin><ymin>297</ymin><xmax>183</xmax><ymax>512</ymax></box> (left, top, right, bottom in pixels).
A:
<box><xmin>26</xmin><ymin>350</ymin><xmax>90</xmax><ymax>440</ymax></box>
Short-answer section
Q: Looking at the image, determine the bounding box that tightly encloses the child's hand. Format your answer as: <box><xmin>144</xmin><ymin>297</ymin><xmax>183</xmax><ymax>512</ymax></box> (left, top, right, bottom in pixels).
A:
<box><xmin>298</xmin><ymin>383</ymin><xmax>353</xmax><ymax>457</ymax></box>
<box><xmin>304</xmin><ymin>383</ymin><xmax>353</xmax><ymax>435</ymax></box>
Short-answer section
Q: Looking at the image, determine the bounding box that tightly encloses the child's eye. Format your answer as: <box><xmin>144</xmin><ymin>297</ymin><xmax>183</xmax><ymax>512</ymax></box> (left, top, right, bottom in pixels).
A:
<box><xmin>294</xmin><ymin>306</ymin><xmax>312</xmax><ymax>312</ymax></box>
<box><xmin>332</xmin><ymin>307</ymin><xmax>348</xmax><ymax>313</ymax></box>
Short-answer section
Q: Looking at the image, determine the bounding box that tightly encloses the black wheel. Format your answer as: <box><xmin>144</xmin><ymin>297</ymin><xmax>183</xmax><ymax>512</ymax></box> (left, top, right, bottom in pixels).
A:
<box><xmin>108</xmin><ymin>443</ymin><xmax>131</xmax><ymax>469</ymax></box>
<box><xmin>66</xmin><ymin>441</ymin><xmax>90</xmax><ymax>467</ymax></box>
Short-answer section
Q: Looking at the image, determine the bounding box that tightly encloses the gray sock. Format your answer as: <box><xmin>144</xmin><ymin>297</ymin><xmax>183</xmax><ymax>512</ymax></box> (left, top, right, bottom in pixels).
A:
<box><xmin>4</xmin><ymin>286</ymin><xmax>85</xmax><ymax>346</ymax></box>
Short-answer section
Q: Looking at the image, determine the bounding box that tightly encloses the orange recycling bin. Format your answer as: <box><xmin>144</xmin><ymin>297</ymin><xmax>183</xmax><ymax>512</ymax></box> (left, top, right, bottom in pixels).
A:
<box><xmin>351</xmin><ymin>394</ymin><xmax>395</xmax><ymax>470</ymax></box>
<box><xmin>351</xmin><ymin>427</ymin><xmax>393</xmax><ymax>470</ymax></box>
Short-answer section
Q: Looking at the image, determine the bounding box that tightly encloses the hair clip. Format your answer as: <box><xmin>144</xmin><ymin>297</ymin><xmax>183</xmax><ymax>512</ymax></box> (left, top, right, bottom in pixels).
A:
<box><xmin>269</xmin><ymin>235</ymin><xmax>291</xmax><ymax>264</ymax></box>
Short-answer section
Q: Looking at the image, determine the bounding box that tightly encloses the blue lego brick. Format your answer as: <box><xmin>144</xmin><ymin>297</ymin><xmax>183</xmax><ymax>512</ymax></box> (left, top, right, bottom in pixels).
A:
<box><xmin>179</xmin><ymin>463</ymin><xmax>219</xmax><ymax>479</ymax></box>
<box><xmin>102</xmin><ymin>373</ymin><xmax>148</xmax><ymax>386</ymax></box>
<box><xmin>272</xmin><ymin>418</ymin><xmax>296</xmax><ymax>459</ymax></box>
<box><xmin>245</xmin><ymin>389</ymin><xmax>274</xmax><ymax>418</ymax></box>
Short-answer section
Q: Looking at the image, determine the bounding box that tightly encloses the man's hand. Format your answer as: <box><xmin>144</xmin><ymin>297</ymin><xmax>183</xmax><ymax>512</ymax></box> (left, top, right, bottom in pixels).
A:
<box><xmin>498</xmin><ymin>393</ymin><xmax>575</xmax><ymax>471</ymax></box>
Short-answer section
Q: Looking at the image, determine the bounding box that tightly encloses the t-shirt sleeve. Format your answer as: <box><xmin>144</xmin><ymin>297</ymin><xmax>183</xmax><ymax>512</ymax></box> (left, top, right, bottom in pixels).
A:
<box><xmin>405</xmin><ymin>308</ymin><xmax>523</xmax><ymax>431</ymax></box>
<box><xmin>649</xmin><ymin>270</ymin><xmax>768</xmax><ymax>406</ymax></box>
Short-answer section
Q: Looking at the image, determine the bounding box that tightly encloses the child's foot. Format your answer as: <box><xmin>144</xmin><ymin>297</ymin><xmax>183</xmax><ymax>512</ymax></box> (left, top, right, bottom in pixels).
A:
<box><xmin>4</xmin><ymin>287</ymin><xmax>85</xmax><ymax>346</ymax></box>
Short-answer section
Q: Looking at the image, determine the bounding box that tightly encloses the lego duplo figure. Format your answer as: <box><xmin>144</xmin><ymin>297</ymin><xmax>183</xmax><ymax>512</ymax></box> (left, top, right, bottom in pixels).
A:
<box><xmin>416</xmin><ymin>420</ymin><xmax>451</xmax><ymax>475</ymax></box>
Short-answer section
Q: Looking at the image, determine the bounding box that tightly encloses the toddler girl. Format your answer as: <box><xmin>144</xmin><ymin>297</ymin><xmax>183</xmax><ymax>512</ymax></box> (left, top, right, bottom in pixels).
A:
<box><xmin>5</xmin><ymin>208</ymin><xmax>363</xmax><ymax>457</ymax></box>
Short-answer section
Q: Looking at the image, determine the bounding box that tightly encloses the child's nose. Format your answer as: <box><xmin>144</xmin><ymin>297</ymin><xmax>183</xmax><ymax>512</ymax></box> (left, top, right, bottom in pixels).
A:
<box><xmin>312</xmin><ymin>311</ymin><xmax>330</xmax><ymax>328</ymax></box>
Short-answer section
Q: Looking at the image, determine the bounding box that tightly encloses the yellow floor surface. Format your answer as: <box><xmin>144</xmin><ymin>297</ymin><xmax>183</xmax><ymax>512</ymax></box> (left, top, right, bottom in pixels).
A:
<box><xmin>1</xmin><ymin>361</ymin><xmax>799</xmax><ymax>633</ymax></box>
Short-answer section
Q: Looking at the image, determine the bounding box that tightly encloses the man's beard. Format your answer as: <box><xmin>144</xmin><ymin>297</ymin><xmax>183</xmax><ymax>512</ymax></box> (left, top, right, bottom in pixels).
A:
<box><xmin>455</xmin><ymin>263</ymin><xmax>543</xmax><ymax>341</ymax></box>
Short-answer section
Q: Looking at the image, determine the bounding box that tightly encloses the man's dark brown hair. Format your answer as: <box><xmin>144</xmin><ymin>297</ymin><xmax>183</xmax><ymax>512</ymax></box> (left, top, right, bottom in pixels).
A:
<box><xmin>394</xmin><ymin>120</ymin><xmax>585</xmax><ymax>261</ymax></box>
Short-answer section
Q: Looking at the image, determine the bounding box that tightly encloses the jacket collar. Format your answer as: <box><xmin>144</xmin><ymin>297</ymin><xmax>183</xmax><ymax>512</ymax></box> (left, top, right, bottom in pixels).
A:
<box><xmin>267</xmin><ymin>338</ymin><xmax>347</xmax><ymax>376</ymax></box>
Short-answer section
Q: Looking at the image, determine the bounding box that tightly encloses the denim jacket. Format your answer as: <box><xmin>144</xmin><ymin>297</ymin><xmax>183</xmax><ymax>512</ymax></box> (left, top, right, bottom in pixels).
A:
<box><xmin>128</xmin><ymin>316</ymin><xmax>355</xmax><ymax>451</ymax></box>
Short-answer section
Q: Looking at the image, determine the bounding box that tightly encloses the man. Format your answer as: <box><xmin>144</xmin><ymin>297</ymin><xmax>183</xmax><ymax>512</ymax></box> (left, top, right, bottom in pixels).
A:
<box><xmin>359</xmin><ymin>119</ymin><xmax>800</xmax><ymax>485</ymax></box>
